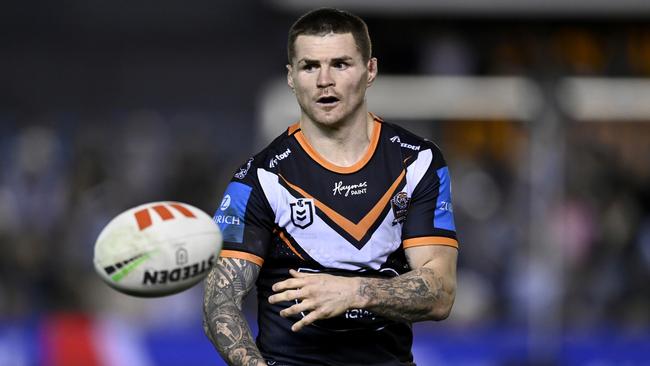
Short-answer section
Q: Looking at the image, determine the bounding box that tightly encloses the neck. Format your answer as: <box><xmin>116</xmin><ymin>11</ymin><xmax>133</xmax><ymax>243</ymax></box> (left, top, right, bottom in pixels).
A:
<box><xmin>299</xmin><ymin>109</ymin><xmax>374</xmax><ymax>168</ymax></box>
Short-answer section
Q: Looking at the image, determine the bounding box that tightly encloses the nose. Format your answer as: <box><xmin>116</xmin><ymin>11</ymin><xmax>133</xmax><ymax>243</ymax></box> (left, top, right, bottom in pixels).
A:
<box><xmin>316</xmin><ymin>67</ymin><xmax>334</xmax><ymax>88</ymax></box>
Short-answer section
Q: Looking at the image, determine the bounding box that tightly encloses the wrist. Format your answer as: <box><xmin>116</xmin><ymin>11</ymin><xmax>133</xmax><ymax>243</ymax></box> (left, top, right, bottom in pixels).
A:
<box><xmin>351</xmin><ymin>277</ymin><xmax>370</xmax><ymax>309</ymax></box>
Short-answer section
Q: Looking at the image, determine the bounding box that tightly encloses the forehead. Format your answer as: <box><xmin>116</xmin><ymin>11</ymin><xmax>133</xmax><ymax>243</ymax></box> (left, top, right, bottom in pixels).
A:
<box><xmin>293</xmin><ymin>33</ymin><xmax>362</xmax><ymax>62</ymax></box>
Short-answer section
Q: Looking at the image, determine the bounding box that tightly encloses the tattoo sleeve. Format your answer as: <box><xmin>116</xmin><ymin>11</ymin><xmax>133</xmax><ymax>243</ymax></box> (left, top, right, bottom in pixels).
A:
<box><xmin>203</xmin><ymin>257</ymin><xmax>264</xmax><ymax>366</ymax></box>
<box><xmin>357</xmin><ymin>267</ymin><xmax>452</xmax><ymax>323</ymax></box>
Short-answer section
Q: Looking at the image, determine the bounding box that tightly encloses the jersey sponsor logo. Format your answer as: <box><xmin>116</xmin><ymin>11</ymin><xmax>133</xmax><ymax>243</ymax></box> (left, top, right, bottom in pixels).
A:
<box><xmin>268</xmin><ymin>148</ymin><xmax>291</xmax><ymax>168</ymax></box>
<box><xmin>332</xmin><ymin>180</ymin><xmax>368</xmax><ymax>197</ymax></box>
<box><xmin>434</xmin><ymin>166</ymin><xmax>456</xmax><ymax>231</ymax></box>
<box><xmin>214</xmin><ymin>215</ymin><xmax>241</xmax><ymax>225</ymax></box>
<box><xmin>214</xmin><ymin>182</ymin><xmax>252</xmax><ymax>242</ymax></box>
<box><xmin>344</xmin><ymin>308</ymin><xmax>377</xmax><ymax>320</ymax></box>
<box><xmin>439</xmin><ymin>200</ymin><xmax>453</xmax><ymax>212</ymax></box>
<box><xmin>234</xmin><ymin>157</ymin><xmax>253</xmax><ymax>179</ymax></box>
<box><xmin>390</xmin><ymin>135</ymin><xmax>421</xmax><ymax>151</ymax></box>
<box><xmin>215</xmin><ymin>194</ymin><xmax>241</xmax><ymax>225</ymax></box>
<box><xmin>391</xmin><ymin>191</ymin><xmax>410</xmax><ymax>225</ymax></box>
<box><xmin>290</xmin><ymin>198</ymin><xmax>314</xmax><ymax>229</ymax></box>
<box><xmin>220</xmin><ymin>195</ymin><xmax>231</xmax><ymax>210</ymax></box>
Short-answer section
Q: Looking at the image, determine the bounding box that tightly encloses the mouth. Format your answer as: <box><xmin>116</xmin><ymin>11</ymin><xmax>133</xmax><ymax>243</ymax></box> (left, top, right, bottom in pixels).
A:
<box><xmin>316</xmin><ymin>96</ymin><xmax>340</xmax><ymax>106</ymax></box>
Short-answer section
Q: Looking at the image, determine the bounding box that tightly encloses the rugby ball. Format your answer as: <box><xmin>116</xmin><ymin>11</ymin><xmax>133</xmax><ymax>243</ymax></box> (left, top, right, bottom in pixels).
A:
<box><xmin>93</xmin><ymin>201</ymin><xmax>222</xmax><ymax>297</ymax></box>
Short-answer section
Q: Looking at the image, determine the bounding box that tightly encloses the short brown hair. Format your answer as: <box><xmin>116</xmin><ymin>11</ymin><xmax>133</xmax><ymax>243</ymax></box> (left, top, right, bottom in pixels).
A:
<box><xmin>287</xmin><ymin>8</ymin><xmax>372</xmax><ymax>64</ymax></box>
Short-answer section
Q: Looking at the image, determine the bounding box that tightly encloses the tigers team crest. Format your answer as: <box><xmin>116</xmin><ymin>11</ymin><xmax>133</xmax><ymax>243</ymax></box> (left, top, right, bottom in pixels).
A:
<box><xmin>391</xmin><ymin>191</ymin><xmax>410</xmax><ymax>225</ymax></box>
<box><xmin>290</xmin><ymin>198</ymin><xmax>314</xmax><ymax>229</ymax></box>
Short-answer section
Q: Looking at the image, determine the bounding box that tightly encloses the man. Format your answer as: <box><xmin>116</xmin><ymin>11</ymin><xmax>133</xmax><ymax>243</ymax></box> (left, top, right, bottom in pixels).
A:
<box><xmin>203</xmin><ymin>8</ymin><xmax>458</xmax><ymax>366</ymax></box>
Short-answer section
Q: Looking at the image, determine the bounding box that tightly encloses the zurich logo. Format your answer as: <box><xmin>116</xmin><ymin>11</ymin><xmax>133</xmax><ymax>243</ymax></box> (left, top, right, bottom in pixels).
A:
<box><xmin>220</xmin><ymin>195</ymin><xmax>231</xmax><ymax>211</ymax></box>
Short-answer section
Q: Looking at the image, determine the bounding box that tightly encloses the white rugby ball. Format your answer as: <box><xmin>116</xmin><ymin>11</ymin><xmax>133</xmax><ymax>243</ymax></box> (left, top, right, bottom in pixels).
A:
<box><xmin>93</xmin><ymin>201</ymin><xmax>222</xmax><ymax>297</ymax></box>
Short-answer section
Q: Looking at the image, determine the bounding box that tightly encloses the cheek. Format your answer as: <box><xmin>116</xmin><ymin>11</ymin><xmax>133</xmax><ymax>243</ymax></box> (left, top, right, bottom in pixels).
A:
<box><xmin>295</xmin><ymin>77</ymin><xmax>314</xmax><ymax>94</ymax></box>
<box><xmin>344</xmin><ymin>75</ymin><xmax>367</xmax><ymax>98</ymax></box>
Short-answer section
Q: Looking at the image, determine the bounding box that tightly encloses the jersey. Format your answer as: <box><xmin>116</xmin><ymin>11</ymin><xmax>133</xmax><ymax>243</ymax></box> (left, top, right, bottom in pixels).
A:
<box><xmin>213</xmin><ymin>114</ymin><xmax>458</xmax><ymax>366</ymax></box>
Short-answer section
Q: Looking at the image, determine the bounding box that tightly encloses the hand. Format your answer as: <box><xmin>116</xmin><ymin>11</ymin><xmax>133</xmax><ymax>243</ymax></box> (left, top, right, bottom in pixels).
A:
<box><xmin>268</xmin><ymin>269</ymin><xmax>361</xmax><ymax>332</ymax></box>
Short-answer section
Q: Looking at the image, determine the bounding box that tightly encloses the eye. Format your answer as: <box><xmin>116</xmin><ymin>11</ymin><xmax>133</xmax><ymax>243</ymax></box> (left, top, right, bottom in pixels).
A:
<box><xmin>333</xmin><ymin>61</ymin><xmax>350</xmax><ymax>70</ymax></box>
<box><xmin>302</xmin><ymin>63</ymin><xmax>318</xmax><ymax>72</ymax></box>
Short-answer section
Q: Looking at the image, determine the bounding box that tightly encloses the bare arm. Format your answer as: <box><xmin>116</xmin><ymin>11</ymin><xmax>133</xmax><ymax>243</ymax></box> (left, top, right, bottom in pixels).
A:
<box><xmin>357</xmin><ymin>245</ymin><xmax>457</xmax><ymax>322</ymax></box>
<box><xmin>203</xmin><ymin>257</ymin><xmax>265</xmax><ymax>366</ymax></box>
<box><xmin>269</xmin><ymin>245</ymin><xmax>457</xmax><ymax>331</ymax></box>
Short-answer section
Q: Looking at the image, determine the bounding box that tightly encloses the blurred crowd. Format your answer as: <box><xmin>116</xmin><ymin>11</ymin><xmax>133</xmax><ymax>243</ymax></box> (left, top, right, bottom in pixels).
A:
<box><xmin>0</xmin><ymin>112</ymin><xmax>249</xmax><ymax>320</ymax></box>
<box><xmin>410</xmin><ymin>22</ymin><xmax>650</xmax><ymax>331</ymax></box>
<box><xmin>1</xmin><ymin>15</ymin><xmax>649</xmax><ymax>341</ymax></box>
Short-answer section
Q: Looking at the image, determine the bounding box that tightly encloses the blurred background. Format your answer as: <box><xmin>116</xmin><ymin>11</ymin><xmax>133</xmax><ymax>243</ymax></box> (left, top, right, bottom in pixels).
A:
<box><xmin>1</xmin><ymin>0</ymin><xmax>650</xmax><ymax>365</ymax></box>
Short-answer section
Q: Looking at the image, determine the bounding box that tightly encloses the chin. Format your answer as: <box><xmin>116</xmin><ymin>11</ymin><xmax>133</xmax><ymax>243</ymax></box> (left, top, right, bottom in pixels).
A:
<box><xmin>310</xmin><ymin>110</ymin><xmax>345</xmax><ymax>127</ymax></box>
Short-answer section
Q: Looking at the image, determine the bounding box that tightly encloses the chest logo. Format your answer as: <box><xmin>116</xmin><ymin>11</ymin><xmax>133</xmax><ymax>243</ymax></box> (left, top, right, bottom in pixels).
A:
<box><xmin>391</xmin><ymin>191</ymin><xmax>410</xmax><ymax>225</ymax></box>
<box><xmin>390</xmin><ymin>135</ymin><xmax>421</xmax><ymax>151</ymax></box>
<box><xmin>269</xmin><ymin>148</ymin><xmax>291</xmax><ymax>168</ymax></box>
<box><xmin>290</xmin><ymin>198</ymin><xmax>314</xmax><ymax>229</ymax></box>
<box><xmin>332</xmin><ymin>181</ymin><xmax>368</xmax><ymax>197</ymax></box>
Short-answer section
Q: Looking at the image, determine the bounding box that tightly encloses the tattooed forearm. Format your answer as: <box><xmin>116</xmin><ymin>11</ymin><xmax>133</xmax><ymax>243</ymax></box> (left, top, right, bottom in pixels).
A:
<box><xmin>357</xmin><ymin>267</ymin><xmax>453</xmax><ymax>322</ymax></box>
<box><xmin>203</xmin><ymin>258</ymin><xmax>265</xmax><ymax>366</ymax></box>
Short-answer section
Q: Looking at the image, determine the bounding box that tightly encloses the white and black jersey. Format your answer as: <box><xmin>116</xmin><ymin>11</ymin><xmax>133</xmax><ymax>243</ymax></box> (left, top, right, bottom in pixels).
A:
<box><xmin>213</xmin><ymin>114</ymin><xmax>458</xmax><ymax>366</ymax></box>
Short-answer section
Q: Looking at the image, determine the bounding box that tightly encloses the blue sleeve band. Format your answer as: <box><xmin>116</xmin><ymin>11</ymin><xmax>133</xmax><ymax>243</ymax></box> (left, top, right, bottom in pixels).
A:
<box><xmin>213</xmin><ymin>182</ymin><xmax>252</xmax><ymax>243</ymax></box>
<box><xmin>434</xmin><ymin>166</ymin><xmax>456</xmax><ymax>231</ymax></box>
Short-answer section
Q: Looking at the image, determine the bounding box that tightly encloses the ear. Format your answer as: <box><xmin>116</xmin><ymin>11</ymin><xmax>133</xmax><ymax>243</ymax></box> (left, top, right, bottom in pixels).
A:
<box><xmin>286</xmin><ymin>64</ymin><xmax>295</xmax><ymax>91</ymax></box>
<box><xmin>366</xmin><ymin>57</ymin><xmax>378</xmax><ymax>88</ymax></box>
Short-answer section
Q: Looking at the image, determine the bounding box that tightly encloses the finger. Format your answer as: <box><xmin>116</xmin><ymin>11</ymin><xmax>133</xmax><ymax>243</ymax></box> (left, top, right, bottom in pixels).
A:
<box><xmin>280</xmin><ymin>300</ymin><xmax>315</xmax><ymax>318</ymax></box>
<box><xmin>289</xmin><ymin>269</ymin><xmax>311</xmax><ymax>278</ymax></box>
<box><xmin>268</xmin><ymin>289</ymin><xmax>304</xmax><ymax>304</ymax></box>
<box><xmin>291</xmin><ymin>310</ymin><xmax>322</xmax><ymax>332</ymax></box>
<box><xmin>272</xmin><ymin>278</ymin><xmax>304</xmax><ymax>292</ymax></box>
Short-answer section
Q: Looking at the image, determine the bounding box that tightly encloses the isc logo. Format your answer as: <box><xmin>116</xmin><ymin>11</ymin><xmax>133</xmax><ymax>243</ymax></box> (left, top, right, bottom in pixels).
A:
<box><xmin>134</xmin><ymin>203</ymin><xmax>196</xmax><ymax>230</ymax></box>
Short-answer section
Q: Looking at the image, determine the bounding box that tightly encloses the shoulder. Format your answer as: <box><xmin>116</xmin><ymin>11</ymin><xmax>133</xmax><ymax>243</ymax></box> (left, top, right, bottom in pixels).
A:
<box><xmin>380</xmin><ymin>120</ymin><xmax>447</xmax><ymax>168</ymax></box>
<box><xmin>230</xmin><ymin>125</ymin><xmax>296</xmax><ymax>181</ymax></box>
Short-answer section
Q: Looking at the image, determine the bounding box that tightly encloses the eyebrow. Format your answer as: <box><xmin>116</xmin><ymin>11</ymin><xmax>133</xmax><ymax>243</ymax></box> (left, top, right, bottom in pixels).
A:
<box><xmin>297</xmin><ymin>56</ymin><xmax>354</xmax><ymax>65</ymax></box>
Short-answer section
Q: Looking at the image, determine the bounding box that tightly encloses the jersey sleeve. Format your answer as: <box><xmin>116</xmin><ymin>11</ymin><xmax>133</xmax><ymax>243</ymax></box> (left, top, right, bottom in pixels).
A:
<box><xmin>401</xmin><ymin>144</ymin><xmax>458</xmax><ymax>250</ymax></box>
<box><xmin>213</xmin><ymin>158</ymin><xmax>274</xmax><ymax>266</ymax></box>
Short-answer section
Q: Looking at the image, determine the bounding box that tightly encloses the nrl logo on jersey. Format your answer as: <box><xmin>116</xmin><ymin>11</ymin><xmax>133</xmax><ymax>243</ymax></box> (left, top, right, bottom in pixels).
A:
<box><xmin>290</xmin><ymin>198</ymin><xmax>314</xmax><ymax>229</ymax></box>
<box><xmin>269</xmin><ymin>148</ymin><xmax>291</xmax><ymax>168</ymax></box>
<box><xmin>391</xmin><ymin>191</ymin><xmax>410</xmax><ymax>225</ymax></box>
<box><xmin>234</xmin><ymin>157</ymin><xmax>253</xmax><ymax>179</ymax></box>
<box><xmin>390</xmin><ymin>135</ymin><xmax>420</xmax><ymax>151</ymax></box>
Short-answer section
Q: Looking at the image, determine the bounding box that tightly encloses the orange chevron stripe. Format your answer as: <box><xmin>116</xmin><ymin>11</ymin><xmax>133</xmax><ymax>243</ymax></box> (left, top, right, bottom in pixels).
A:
<box><xmin>278</xmin><ymin>231</ymin><xmax>305</xmax><ymax>260</ymax></box>
<box><xmin>280</xmin><ymin>170</ymin><xmax>405</xmax><ymax>241</ymax></box>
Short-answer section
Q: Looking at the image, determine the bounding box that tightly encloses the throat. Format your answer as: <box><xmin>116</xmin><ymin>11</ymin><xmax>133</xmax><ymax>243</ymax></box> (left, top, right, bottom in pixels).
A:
<box><xmin>323</xmin><ymin>142</ymin><xmax>369</xmax><ymax>167</ymax></box>
<box><xmin>299</xmin><ymin>115</ymin><xmax>377</xmax><ymax>169</ymax></box>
